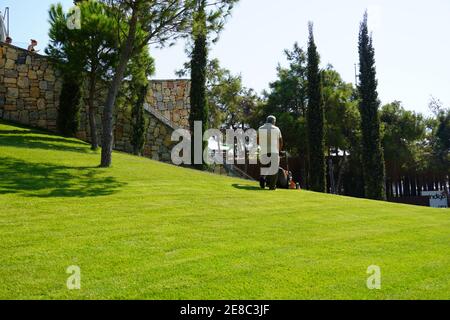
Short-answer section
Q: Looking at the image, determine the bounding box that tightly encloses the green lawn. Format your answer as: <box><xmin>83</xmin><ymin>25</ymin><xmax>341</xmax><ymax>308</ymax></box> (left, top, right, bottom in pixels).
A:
<box><xmin>0</xmin><ymin>121</ymin><xmax>449</xmax><ymax>300</ymax></box>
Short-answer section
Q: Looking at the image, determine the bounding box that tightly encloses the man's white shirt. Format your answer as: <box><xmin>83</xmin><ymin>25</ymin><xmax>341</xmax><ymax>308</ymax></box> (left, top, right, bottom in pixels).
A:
<box><xmin>259</xmin><ymin>123</ymin><xmax>282</xmax><ymax>155</ymax></box>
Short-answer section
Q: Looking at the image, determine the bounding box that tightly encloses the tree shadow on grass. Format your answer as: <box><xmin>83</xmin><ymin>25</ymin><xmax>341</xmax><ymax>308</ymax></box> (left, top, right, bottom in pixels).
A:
<box><xmin>0</xmin><ymin>128</ymin><xmax>90</xmax><ymax>154</ymax></box>
<box><xmin>0</xmin><ymin>157</ymin><xmax>126</xmax><ymax>198</ymax></box>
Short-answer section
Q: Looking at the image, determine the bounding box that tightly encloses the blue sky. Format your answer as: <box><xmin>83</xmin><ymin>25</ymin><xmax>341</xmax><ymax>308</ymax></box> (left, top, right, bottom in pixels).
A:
<box><xmin>3</xmin><ymin>0</ymin><xmax>450</xmax><ymax>114</ymax></box>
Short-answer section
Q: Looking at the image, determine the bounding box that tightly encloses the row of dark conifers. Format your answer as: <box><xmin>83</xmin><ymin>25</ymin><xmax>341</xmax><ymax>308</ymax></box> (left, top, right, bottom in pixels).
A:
<box><xmin>236</xmin><ymin>156</ymin><xmax>449</xmax><ymax>207</ymax></box>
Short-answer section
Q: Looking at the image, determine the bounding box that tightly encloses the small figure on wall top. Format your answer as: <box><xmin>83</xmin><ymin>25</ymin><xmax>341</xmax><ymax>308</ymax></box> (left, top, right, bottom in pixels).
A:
<box><xmin>27</xmin><ymin>39</ymin><xmax>39</xmax><ymax>53</ymax></box>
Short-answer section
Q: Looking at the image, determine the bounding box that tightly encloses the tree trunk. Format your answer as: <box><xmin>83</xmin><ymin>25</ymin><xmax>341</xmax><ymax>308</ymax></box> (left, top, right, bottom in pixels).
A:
<box><xmin>88</xmin><ymin>71</ymin><xmax>98</xmax><ymax>151</ymax></box>
<box><xmin>100</xmin><ymin>10</ymin><xmax>138</xmax><ymax>168</ymax></box>
<box><xmin>336</xmin><ymin>150</ymin><xmax>348</xmax><ymax>195</ymax></box>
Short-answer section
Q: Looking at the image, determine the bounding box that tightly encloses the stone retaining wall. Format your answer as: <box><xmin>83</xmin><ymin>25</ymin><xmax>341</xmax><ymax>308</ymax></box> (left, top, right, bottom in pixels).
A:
<box><xmin>145</xmin><ymin>79</ymin><xmax>191</xmax><ymax>129</ymax></box>
<box><xmin>0</xmin><ymin>43</ymin><xmax>191</xmax><ymax>163</ymax></box>
<box><xmin>0</xmin><ymin>44</ymin><xmax>62</xmax><ymax>131</ymax></box>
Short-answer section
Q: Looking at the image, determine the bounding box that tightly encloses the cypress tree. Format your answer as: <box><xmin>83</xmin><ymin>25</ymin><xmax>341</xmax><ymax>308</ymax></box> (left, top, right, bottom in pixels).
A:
<box><xmin>306</xmin><ymin>22</ymin><xmax>326</xmax><ymax>192</ymax></box>
<box><xmin>358</xmin><ymin>12</ymin><xmax>386</xmax><ymax>200</ymax></box>
<box><xmin>189</xmin><ymin>0</ymin><xmax>209</xmax><ymax>170</ymax></box>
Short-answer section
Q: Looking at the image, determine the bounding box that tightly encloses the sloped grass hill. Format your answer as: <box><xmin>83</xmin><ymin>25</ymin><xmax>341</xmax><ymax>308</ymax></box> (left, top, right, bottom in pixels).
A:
<box><xmin>0</xmin><ymin>121</ymin><xmax>449</xmax><ymax>299</ymax></box>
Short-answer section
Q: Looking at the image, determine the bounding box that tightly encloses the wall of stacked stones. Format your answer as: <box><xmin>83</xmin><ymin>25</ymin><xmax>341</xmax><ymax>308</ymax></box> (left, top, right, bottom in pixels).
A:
<box><xmin>0</xmin><ymin>44</ymin><xmax>62</xmax><ymax>131</ymax></box>
<box><xmin>145</xmin><ymin>79</ymin><xmax>191</xmax><ymax>129</ymax></box>
<box><xmin>112</xmin><ymin>106</ymin><xmax>176</xmax><ymax>162</ymax></box>
<box><xmin>0</xmin><ymin>43</ymin><xmax>190</xmax><ymax>163</ymax></box>
<box><xmin>143</xmin><ymin>116</ymin><xmax>175</xmax><ymax>162</ymax></box>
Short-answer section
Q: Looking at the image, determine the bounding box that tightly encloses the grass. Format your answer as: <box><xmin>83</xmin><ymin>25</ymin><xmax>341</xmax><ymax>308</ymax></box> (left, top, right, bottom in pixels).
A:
<box><xmin>0</xmin><ymin>120</ymin><xmax>449</xmax><ymax>300</ymax></box>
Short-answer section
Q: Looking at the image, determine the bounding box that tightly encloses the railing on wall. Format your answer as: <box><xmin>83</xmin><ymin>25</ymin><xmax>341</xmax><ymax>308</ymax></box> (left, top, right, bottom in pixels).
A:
<box><xmin>386</xmin><ymin>172</ymin><xmax>449</xmax><ymax>207</ymax></box>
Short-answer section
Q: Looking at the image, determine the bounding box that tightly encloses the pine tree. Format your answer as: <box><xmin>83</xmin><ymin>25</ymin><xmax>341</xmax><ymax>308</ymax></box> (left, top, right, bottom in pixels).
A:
<box><xmin>358</xmin><ymin>12</ymin><xmax>386</xmax><ymax>200</ymax></box>
<box><xmin>189</xmin><ymin>0</ymin><xmax>209</xmax><ymax>170</ymax></box>
<box><xmin>47</xmin><ymin>1</ymin><xmax>118</xmax><ymax>150</ymax></box>
<box><xmin>306</xmin><ymin>22</ymin><xmax>326</xmax><ymax>192</ymax></box>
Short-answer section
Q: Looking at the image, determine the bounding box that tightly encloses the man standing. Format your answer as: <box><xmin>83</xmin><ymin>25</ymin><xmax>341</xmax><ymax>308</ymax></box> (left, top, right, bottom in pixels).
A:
<box><xmin>259</xmin><ymin>115</ymin><xmax>283</xmax><ymax>190</ymax></box>
<box><xmin>28</xmin><ymin>39</ymin><xmax>39</xmax><ymax>53</ymax></box>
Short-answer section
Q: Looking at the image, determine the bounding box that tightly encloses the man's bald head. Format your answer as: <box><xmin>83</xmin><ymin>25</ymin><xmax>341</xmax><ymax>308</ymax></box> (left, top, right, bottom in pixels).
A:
<box><xmin>267</xmin><ymin>115</ymin><xmax>276</xmax><ymax>125</ymax></box>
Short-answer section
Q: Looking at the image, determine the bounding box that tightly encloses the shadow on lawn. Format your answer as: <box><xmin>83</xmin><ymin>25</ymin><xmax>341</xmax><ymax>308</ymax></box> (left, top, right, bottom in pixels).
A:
<box><xmin>0</xmin><ymin>157</ymin><xmax>126</xmax><ymax>198</ymax></box>
<box><xmin>232</xmin><ymin>184</ymin><xmax>265</xmax><ymax>191</ymax></box>
<box><xmin>0</xmin><ymin>128</ymin><xmax>90</xmax><ymax>154</ymax></box>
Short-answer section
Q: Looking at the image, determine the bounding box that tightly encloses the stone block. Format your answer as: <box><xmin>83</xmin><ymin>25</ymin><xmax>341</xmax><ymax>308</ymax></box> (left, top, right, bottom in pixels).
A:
<box><xmin>17</xmin><ymin>64</ymin><xmax>28</xmax><ymax>73</ymax></box>
<box><xmin>38</xmin><ymin>110</ymin><xmax>46</xmax><ymax>118</ymax></box>
<box><xmin>19</xmin><ymin>110</ymin><xmax>29</xmax><ymax>123</ymax></box>
<box><xmin>5</xmin><ymin>70</ymin><xmax>18</xmax><ymax>78</ymax></box>
<box><xmin>29</xmin><ymin>111</ymin><xmax>38</xmax><ymax>121</ymax></box>
<box><xmin>30</xmin><ymin>86</ymin><xmax>40</xmax><ymax>98</ymax></box>
<box><xmin>164</xmin><ymin>88</ymin><xmax>170</xmax><ymax>96</ymax></box>
<box><xmin>176</xmin><ymin>100</ymin><xmax>184</xmax><ymax>109</ymax></box>
<box><xmin>153</xmin><ymin>127</ymin><xmax>160</xmax><ymax>137</ymax></box>
<box><xmin>173</xmin><ymin>112</ymin><xmax>180</xmax><ymax>123</ymax></box>
<box><xmin>10</xmin><ymin>111</ymin><xmax>19</xmax><ymax>121</ymax></box>
<box><xmin>38</xmin><ymin>119</ymin><xmax>47</xmax><ymax>128</ymax></box>
<box><xmin>18</xmin><ymin>77</ymin><xmax>30</xmax><ymax>89</ymax></box>
<box><xmin>17</xmin><ymin>99</ymin><xmax>24</xmax><ymax>110</ymax></box>
<box><xmin>152</xmin><ymin>153</ymin><xmax>160</xmax><ymax>161</ymax></box>
<box><xmin>45</xmin><ymin>91</ymin><xmax>54</xmax><ymax>100</ymax></box>
<box><xmin>19</xmin><ymin>90</ymin><xmax>30</xmax><ymax>98</ymax></box>
<box><xmin>176</xmin><ymin>87</ymin><xmax>184</xmax><ymax>98</ymax></box>
<box><xmin>4</xmin><ymin>105</ymin><xmax>16</xmax><ymax>111</ymax></box>
<box><xmin>37</xmin><ymin>98</ymin><xmax>46</xmax><ymax>110</ymax></box>
<box><xmin>4</xmin><ymin>77</ymin><xmax>16</xmax><ymax>84</ymax></box>
<box><xmin>6</xmin><ymin>49</ymin><xmax>18</xmax><ymax>60</ymax></box>
<box><xmin>164</xmin><ymin>135</ymin><xmax>173</xmax><ymax>147</ymax></box>
<box><xmin>5</xmin><ymin>98</ymin><xmax>16</xmax><ymax>106</ymax></box>
<box><xmin>7</xmin><ymin>87</ymin><xmax>19</xmax><ymax>98</ymax></box>
<box><xmin>28</xmin><ymin>70</ymin><xmax>37</xmax><ymax>80</ymax></box>
<box><xmin>5</xmin><ymin>59</ymin><xmax>15</xmax><ymax>69</ymax></box>
<box><xmin>39</xmin><ymin>81</ymin><xmax>48</xmax><ymax>90</ymax></box>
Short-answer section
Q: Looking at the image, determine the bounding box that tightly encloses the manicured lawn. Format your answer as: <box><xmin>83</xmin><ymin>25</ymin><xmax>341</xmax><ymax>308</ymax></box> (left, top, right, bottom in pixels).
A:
<box><xmin>0</xmin><ymin>121</ymin><xmax>449</xmax><ymax>300</ymax></box>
